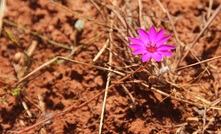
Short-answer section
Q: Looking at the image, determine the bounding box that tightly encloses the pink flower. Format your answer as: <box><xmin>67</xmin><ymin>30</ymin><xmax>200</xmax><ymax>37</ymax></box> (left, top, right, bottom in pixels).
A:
<box><xmin>128</xmin><ymin>26</ymin><xmax>176</xmax><ymax>62</ymax></box>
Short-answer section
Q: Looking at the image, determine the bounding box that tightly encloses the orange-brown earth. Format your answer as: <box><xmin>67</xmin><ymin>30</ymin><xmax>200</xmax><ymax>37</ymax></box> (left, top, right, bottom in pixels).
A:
<box><xmin>0</xmin><ymin>0</ymin><xmax>221</xmax><ymax>133</ymax></box>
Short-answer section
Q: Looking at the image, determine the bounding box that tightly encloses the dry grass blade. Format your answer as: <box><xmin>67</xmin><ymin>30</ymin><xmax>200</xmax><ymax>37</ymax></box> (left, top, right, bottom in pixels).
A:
<box><xmin>51</xmin><ymin>0</ymin><xmax>110</xmax><ymax>29</ymax></box>
<box><xmin>2</xmin><ymin>0</ymin><xmax>221</xmax><ymax>133</ymax></box>
<box><xmin>3</xmin><ymin>19</ymin><xmax>72</xmax><ymax>50</ymax></box>
<box><xmin>207</xmin><ymin>0</ymin><xmax>214</xmax><ymax>20</ymax></box>
<box><xmin>5</xmin><ymin>28</ymin><xmax>21</xmax><ymax>47</ymax></box>
<box><xmin>16</xmin><ymin>56</ymin><xmax>125</xmax><ymax>86</ymax></box>
<box><xmin>138</xmin><ymin>0</ymin><xmax>144</xmax><ymax>29</ymax></box>
<box><xmin>93</xmin><ymin>39</ymin><xmax>109</xmax><ymax>62</ymax></box>
<box><xmin>0</xmin><ymin>0</ymin><xmax>6</xmax><ymax>35</ymax></box>
<box><xmin>176</xmin><ymin>55</ymin><xmax>221</xmax><ymax>70</ymax></box>
<box><xmin>156</xmin><ymin>0</ymin><xmax>220</xmax><ymax>76</ymax></box>
<box><xmin>99</xmin><ymin>1</ymin><xmax>115</xmax><ymax>133</ymax></box>
<box><xmin>155</xmin><ymin>0</ymin><xmax>182</xmax><ymax>71</ymax></box>
<box><xmin>12</xmin><ymin>58</ymin><xmax>150</xmax><ymax>133</ymax></box>
<box><xmin>179</xmin><ymin>4</ymin><xmax>221</xmax><ymax>64</ymax></box>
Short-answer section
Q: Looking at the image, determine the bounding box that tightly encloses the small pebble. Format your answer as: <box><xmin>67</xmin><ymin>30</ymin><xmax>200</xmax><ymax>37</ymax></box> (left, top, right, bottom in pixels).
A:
<box><xmin>14</xmin><ymin>52</ymin><xmax>22</xmax><ymax>63</ymax></box>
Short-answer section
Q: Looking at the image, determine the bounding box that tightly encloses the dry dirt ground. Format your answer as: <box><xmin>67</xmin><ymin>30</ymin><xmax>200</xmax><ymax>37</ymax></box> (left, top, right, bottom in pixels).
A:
<box><xmin>0</xmin><ymin>0</ymin><xmax>221</xmax><ymax>133</ymax></box>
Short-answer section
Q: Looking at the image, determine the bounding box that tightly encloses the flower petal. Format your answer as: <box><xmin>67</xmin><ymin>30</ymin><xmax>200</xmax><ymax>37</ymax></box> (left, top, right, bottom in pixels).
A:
<box><xmin>155</xmin><ymin>29</ymin><xmax>165</xmax><ymax>42</ymax></box>
<box><xmin>158</xmin><ymin>51</ymin><xmax>173</xmax><ymax>56</ymax></box>
<box><xmin>148</xmin><ymin>26</ymin><xmax>157</xmax><ymax>43</ymax></box>
<box><xmin>156</xmin><ymin>34</ymin><xmax>172</xmax><ymax>46</ymax></box>
<box><xmin>138</xmin><ymin>28</ymin><xmax>150</xmax><ymax>45</ymax></box>
<box><xmin>132</xmin><ymin>49</ymin><xmax>146</xmax><ymax>54</ymax></box>
<box><xmin>142</xmin><ymin>53</ymin><xmax>151</xmax><ymax>62</ymax></box>
<box><xmin>129</xmin><ymin>37</ymin><xmax>144</xmax><ymax>45</ymax></box>
<box><xmin>129</xmin><ymin>44</ymin><xmax>144</xmax><ymax>49</ymax></box>
<box><xmin>158</xmin><ymin>44</ymin><xmax>176</xmax><ymax>51</ymax></box>
<box><xmin>152</xmin><ymin>52</ymin><xmax>163</xmax><ymax>61</ymax></box>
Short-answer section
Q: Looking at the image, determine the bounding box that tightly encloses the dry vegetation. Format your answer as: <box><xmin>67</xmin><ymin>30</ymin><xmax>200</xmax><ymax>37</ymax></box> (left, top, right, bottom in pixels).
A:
<box><xmin>0</xmin><ymin>0</ymin><xmax>221</xmax><ymax>133</ymax></box>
